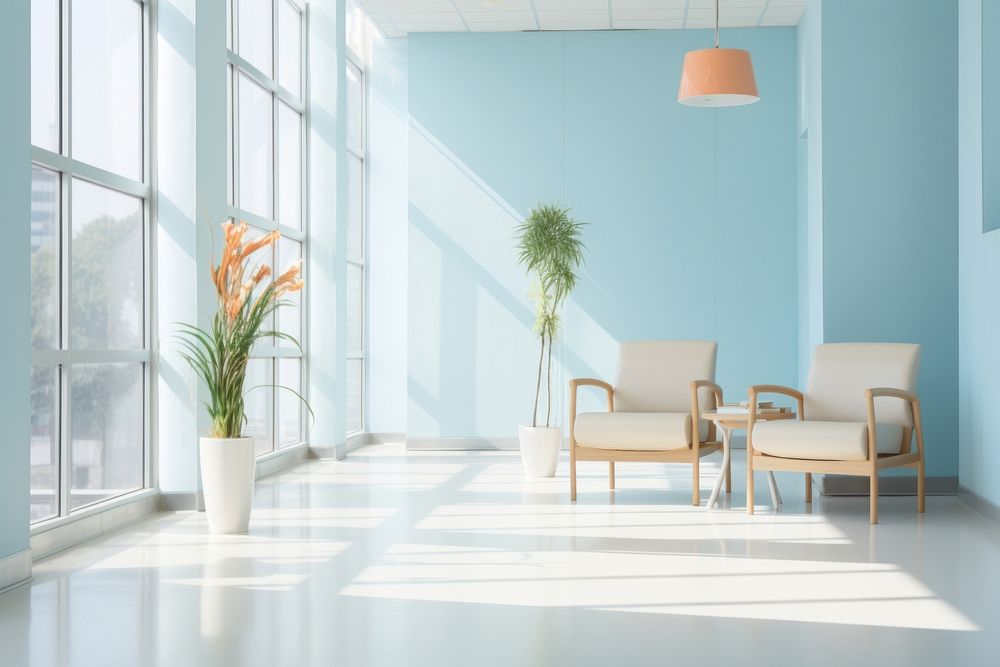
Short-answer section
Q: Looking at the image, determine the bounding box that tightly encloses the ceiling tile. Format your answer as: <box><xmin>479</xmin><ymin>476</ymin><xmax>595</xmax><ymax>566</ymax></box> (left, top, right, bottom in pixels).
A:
<box><xmin>764</xmin><ymin>5</ymin><xmax>806</xmax><ymax>17</ymax></box>
<box><xmin>613</xmin><ymin>9</ymin><xmax>686</xmax><ymax>21</ymax></box>
<box><xmin>533</xmin><ymin>0</ymin><xmax>608</xmax><ymax>10</ymax></box>
<box><xmin>614</xmin><ymin>0</ymin><xmax>686</xmax><ymax>7</ymax></box>
<box><xmin>538</xmin><ymin>18</ymin><xmax>612</xmax><ymax>31</ymax></box>
<box><xmin>614</xmin><ymin>17</ymin><xmax>684</xmax><ymax>30</ymax></box>
<box><xmin>536</xmin><ymin>10</ymin><xmax>609</xmax><ymax>21</ymax></box>
<box><xmin>455</xmin><ymin>0</ymin><xmax>535</xmax><ymax>11</ymax></box>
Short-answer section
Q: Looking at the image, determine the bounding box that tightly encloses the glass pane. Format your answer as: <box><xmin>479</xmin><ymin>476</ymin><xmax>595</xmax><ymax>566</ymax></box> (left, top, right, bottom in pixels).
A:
<box><xmin>277</xmin><ymin>102</ymin><xmax>301</xmax><ymax>229</ymax></box>
<box><xmin>237</xmin><ymin>0</ymin><xmax>273</xmax><ymax>77</ymax></box>
<box><xmin>346</xmin><ymin>358</ymin><xmax>362</xmax><ymax>434</ymax></box>
<box><xmin>347</xmin><ymin>264</ymin><xmax>363</xmax><ymax>353</ymax></box>
<box><xmin>346</xmin><ymin>0</ymin><xmax>365</xmax><ymax>60</ymax></box>
<box><xmin>277</xmin><ymin>0</ymin><xmax>301</xmax><ymax>97</ymax></box>
<box><xmin>245</xmin><ymin>224</ymin><xmax>274</xmax><ymax>333</ymax></box>
<box><xmin>245</xmin><ymin>358</ymin><xmax>274</xmax><ymax>456</ymax></box>
<box><xmin>70</xmin><ymin>180</ymin><xmax>143</xmax><ymax>350</ymax></box>
<box><xmin>71</xmin><ymin>0</ymin><xmax>142</xmax><ymax>179</ymax></box>
<box><xmin>277</xmin><ymin>237</ymin><xmax>301</xmax><ymax>342</ymax></box>
<box><xmin>238</xmin><ymin>73</ymin><xmax>273</xmax><ymax>218</ymax></box>
<box><xmin>31</xmin><ymin>166</ymin><xmax>60</xmax><ymax>350</ymax></box>
<box><xmin>31</xmin><ymin>0</ymin><xmax>59</xmax><ymax>152</ymax></box>
<box><xmin>30</xmin><ymin>366</ymin><xmax>59</xmax><ymax>523</ymax></box>
<box><xmin>348</xmin><ymin>155</ymin><xmax>364</xmax><ymax>259</ymax></box>
<box><xmin>69</xmin><ymin>363</ymin><xmax>143</xmax><ymax>511</ymax></box>
<box><xmin>347</xmin><ymin>63</ymin><xmax>363</xmax><ymax>154</ymax></box>
<box><xmin>277</xmin><ymin>358</ymin><xmax>302</xmax><ymax>448</ymax></box>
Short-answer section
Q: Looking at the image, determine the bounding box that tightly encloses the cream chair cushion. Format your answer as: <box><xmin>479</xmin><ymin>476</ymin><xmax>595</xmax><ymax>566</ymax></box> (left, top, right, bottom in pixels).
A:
<box><xmin>805</xmin><ymin>343</ymin><xmax>920</xmax><ymax>427</ymax></box>
<box><xmin>614</xmin><ymin>340</ymin><xmax>718</xmax><ymax>413</ymax></box>
<box><xmin>574</xmin><ymin>412</ymin><xmax>710</xmax><ymax>451</ymax></box>
<box><xmin>752</xmin><ymin>420</ymin><xmax>904</xmax><ymax>461</ymax></box>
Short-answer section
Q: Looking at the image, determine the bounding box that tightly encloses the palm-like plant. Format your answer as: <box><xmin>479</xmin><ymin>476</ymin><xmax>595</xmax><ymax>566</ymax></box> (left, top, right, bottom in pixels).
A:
<box><xmin>177</xmin><ymin>220</ymin><xmax>305</xmax><ymax>439</ymax></box>
<box><xmin>516</xmin><ymin>204</ymin><xmax>586</xmax><ymax>428</ymax></box>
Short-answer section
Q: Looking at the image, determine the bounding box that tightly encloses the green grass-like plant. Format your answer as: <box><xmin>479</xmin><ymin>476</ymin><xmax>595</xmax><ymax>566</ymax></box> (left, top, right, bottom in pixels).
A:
<box><xmin>516</xmin><ymin>204</ymin><xmax>586</xmax><ymax>428</ymax></box>
<box><xmin>177</xmin><ymin>221</ymin><xmax>307</xmax><ymax>439</ymax></box>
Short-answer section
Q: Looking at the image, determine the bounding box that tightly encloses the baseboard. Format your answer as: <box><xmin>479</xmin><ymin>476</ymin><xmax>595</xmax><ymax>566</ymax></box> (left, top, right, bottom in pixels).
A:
<box><xmin>159</xmin><ymin>490</ymin><xmax>204</xmax><ymax>512</ymax></box>
<box><xmin>368</xmin><ymin>432</ymin><xmax>404</xmax><ymax>445</ymax></box>
<box><xmin>0</xmin><ymin>548</ymin><xmax>32</xmax><ymax>594</ymax></box>
<box><xmin>407</xmin><ymin>436</ymin><xmax>526</xmax><ymax>451</ymax></box>
<box><xmin>819</xmin><ymin>474</ymin><xmax>958</xmax><ymax>496</ymax></box>
<box><xmin>255</xmin><ymin>443</ymin><xmax>312</xmax><ymax>478</ymax></box>
<box><xmin>346</xmin><ymin>432</ymin><xmax>371</xmax><ymax>453</ymax></box>
<box><xmin>958</xmin><ymin>485</ymin><xmax>1000</xmax><ymax>525</ymax></box>
<box><xmin>32</xmin><ymin>490</ymin><xmax>161</xmax><ymax>560</ymax></box>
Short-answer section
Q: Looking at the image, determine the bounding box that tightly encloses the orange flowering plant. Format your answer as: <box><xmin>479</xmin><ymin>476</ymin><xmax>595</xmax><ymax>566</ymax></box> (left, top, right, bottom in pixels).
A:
<box><xmin>177</xmin><ymin>221</ymin><xmax>305</xmax><ymax>439</ymax></box>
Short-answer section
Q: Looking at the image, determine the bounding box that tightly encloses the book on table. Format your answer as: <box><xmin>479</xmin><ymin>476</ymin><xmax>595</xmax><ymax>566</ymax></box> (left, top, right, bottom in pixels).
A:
<box><xmin>715</xmin><ymin>403</ymin><xmax>790</xmax><ymax>415</ymax></box>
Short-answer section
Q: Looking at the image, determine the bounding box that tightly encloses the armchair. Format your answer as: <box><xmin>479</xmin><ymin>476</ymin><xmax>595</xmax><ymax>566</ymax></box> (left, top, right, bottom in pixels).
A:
<box><xmin>746</xmin><ymin>343</ymin><xmax>925</xmax><ymax>524</ymax></box>
<box><xmin>568</xmin><ymin>340</ymin><xmax>723</xmax><ymax>505</ymax></box>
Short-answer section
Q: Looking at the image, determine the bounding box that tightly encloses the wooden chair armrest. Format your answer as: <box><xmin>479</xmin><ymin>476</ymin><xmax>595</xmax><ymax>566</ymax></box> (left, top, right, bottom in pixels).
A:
<box><xmin>863</xmin><ymin>388</ymin><xmax>921</xmax><ymax>461</ymax></box>
<box><xmin>569</xmin><ymin>378</ymin><xmax>614</xmax><ymax>394</ymax></box>
<box><xmin>748</xmin><ymin>384</ymin><xmax>804</xmax><ymax>403</ymax></box>
<box><xmin>865</xmin><ymin>387</ymin><xmax>918</xmax><ymax>404</ymax></box>
<box><xmin>690</xmin><ymin>379</ymin><xmax>724</xmax><ymax>407</ymax></box>
<box><xmin>747</xmin><ymin>385</ymin><xmax>806</xmax><ymax>433</ymax></box>
<box><xmin>690</xmin><ymin>380</ymin><xmax>724</xmax><ymax>445</ymax></box>
<box><xmin>568</xmin><ymin>378</ymin><xmax>614</xmax><ymax>418</ymax></box>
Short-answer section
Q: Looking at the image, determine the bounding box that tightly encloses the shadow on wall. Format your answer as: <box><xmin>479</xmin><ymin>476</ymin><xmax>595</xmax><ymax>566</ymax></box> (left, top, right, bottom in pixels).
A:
<box><xmin>406</xmin><ymin>120</ymin><xmax>609</xmax><ymax>439</ymax></box>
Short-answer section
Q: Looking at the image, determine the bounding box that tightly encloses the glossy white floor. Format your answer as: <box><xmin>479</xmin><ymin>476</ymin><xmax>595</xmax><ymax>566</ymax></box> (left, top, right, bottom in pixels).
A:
<box><xmin>1</xmin><ymin>444</ymin><xmax>998</xmax><ymax>666</ymax></box>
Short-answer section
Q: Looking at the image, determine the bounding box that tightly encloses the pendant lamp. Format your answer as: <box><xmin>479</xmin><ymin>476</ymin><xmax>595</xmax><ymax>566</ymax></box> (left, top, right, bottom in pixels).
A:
<box><xmin>678</xmin><ymin>0</ymin><xmax>759</xmax><ymax>107</ymax></box>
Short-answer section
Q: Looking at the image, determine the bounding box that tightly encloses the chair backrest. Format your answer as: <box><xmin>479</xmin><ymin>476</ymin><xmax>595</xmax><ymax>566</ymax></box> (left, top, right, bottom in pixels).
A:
<box><xmin>805</xmin><ymin>343</ymin><xmax>920</xmax><ymax>426</ymax></box>
<box><xmin>614</xmin><ymin>340</ymin><xmax>718</xmax><ymax>413</ymax></box>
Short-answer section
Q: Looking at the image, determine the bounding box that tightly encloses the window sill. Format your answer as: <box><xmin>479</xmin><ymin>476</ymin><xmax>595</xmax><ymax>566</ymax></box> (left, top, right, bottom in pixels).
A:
<box><xmin>30</xmin><ymin>488</ymin><xmax>160</xmax><ymax>560</ymax></box>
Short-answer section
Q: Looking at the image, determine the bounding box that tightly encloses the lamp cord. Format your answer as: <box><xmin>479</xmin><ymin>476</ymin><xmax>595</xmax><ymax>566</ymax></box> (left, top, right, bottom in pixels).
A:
<box><xmin>715</xmin><ymin>0</ymin><xmax>720</xmax><ymax>48</ymax></box>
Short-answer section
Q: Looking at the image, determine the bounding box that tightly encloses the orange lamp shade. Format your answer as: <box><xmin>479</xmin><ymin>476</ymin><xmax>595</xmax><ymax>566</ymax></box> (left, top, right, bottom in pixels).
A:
<box><xmin>678</xmin><ymin>48</ymin><xmax>759</xmax><ymax>107</ymax></box>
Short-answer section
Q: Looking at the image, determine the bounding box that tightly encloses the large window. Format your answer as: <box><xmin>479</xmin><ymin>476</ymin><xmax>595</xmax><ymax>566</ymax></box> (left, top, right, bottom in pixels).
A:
<box><xmin>229</xmin><ymin>0</ymin><xmax>307</xmax><ymax>456</ymax></box>
<box><xmin>29</xmin><ymin>0</ymin><xmax>151</xmax><ymax>524</ymax></box>
<box><xmin>346</xmin><ymin>0</ymin><xmax>368</xmax><ymax>435</ymax></box>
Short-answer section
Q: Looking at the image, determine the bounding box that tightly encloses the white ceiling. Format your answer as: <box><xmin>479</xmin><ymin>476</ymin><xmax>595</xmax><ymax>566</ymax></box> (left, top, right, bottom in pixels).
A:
<box><xmin>360</xmin><ymin>0</ymin><xmax>806</xmax><ymax>39</ymax></box>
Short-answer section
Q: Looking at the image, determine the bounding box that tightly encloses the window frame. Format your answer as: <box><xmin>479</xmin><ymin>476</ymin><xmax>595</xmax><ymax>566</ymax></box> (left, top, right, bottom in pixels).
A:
<box><xmin>228</xmin><ymin>0</ymin><xmax>309</xmax><ymax>456</ymax></box>
<box><xmin>345</xmin><ymin>38</ymin><xmax>367</xmax><ymax>436</ymax></box>
<box><xmin>29</xmin><ymin>0</ymin><xmax>154</xmax><ymax>526</ymax></box>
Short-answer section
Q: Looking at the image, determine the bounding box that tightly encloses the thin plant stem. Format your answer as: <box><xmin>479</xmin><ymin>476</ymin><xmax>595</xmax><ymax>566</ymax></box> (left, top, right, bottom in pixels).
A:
<box><xmin>545</xmin><ymin>317</ymin><xmax>554</xmax><ymax>428</ymax></box>
<box><xmin>532</xmin><ymin>331</ymin><xmax>545</xmax><ymax>428</ymax></box>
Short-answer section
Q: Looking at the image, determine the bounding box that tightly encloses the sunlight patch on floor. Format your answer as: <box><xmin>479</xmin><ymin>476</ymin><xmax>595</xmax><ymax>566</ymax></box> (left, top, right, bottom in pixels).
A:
<box><xmin>340</xmin><ymin>543</ymin><xmax>978</xmax><ymax>631</ymax></box>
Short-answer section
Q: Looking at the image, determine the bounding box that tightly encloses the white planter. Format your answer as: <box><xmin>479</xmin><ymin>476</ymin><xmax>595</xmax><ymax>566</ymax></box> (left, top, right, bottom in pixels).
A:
<box><xmin>518</xmin><ymin>426</ymin><xmax>561</xmax><ymax>478</ymax></box>
<box><xmin>200</xmin><ymin>437</ymin><xmax>256</xmax><ymax>534</ymax></box>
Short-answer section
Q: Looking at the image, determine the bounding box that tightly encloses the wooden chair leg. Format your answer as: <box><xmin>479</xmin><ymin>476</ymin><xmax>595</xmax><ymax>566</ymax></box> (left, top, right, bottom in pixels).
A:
<box><xmin>917</xmin><ymin>459</ymin><xmax>926</xmax><ymax>513</ymax></box>
<box><xmin>692</xmin><ymin>454</ymin><xmax>700</xmax><ymax>506</ymax></box>
<box><xmin>570</xmin><ymin>447</ymin><xmax>577</xmax><ymax>502</ymax></box>
<box><xmin>805</xmin><ymin>472</ymin><xmax>813</xmax><ymax>503</ymax></box>
<box><xmin>609</xmin><ymin>461</ymin><xmax>616</xmax><ymax>490</ymax></box>
<box><xmin>746</xmin><ymin>454</ymin><xmax>755</xmax><ymax>515</ymax></box>
<box><xmin>870</xmin><ymin>472</ymin><xmax>879</xmax><ymax>524</ymax></box>
<box><xmin>725</xmin><ymin>453</ymin><xmax>732</xmax><ymax>494</ymax></box>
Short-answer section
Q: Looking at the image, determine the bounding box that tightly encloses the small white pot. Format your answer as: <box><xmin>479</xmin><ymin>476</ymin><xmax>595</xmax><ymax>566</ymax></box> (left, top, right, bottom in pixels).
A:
<box><xmin>200</xmin><ymin>437</ymin><xmax>256</xmax><ymax>534</ymax></box>
<box><xmin>518</xmin><ymin>426</ymin><xmax>561</xmax><ymax>478</ymax></box>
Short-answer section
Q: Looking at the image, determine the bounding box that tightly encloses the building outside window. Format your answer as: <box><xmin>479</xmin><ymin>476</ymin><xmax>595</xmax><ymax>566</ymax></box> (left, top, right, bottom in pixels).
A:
<box><xmin>29</xmin><ymin>0</ymin><xmax>152</xmax><ymax>523</ymax></box>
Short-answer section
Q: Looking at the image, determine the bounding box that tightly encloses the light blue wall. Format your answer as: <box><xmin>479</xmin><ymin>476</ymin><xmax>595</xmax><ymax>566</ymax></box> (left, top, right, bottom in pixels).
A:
<box><xmin>407</xmin><ymin>29</ymin><xmax>799</xmax><ymax>440</ymax></box>
<box><xmin>983</xmin><ymin>0</ymin><xmax>1000</xmax><ymax>233</ymax></box>
<box><xmin>368</xmin><ymin>36</ymin><xmax>409</xmax><ymax>435</ymax></box>
<box><xmin>820</xmin><ymin>0</ymin><xmax>959</xmax><ymax>478</ymax></box>
<box><xmin>796</xmin><ymin>0</ymin><xmax>823</xmax><ymax>389</ymax></box>
<box><xmin>0</xmin><ymin>0</ymin><xmax>30</xmax><ymax>563</ymax></box>
<box><xmin>959</xmin><ymin>0</ymin><xmax>1000</xmax><ymax>504</ymax></box>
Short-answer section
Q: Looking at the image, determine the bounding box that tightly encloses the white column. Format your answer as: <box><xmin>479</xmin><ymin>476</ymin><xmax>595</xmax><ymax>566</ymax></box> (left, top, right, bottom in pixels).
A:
<box><xmin>0</xmin><ymin>0</ymin><xmax>32</xmax><ymax>589</ymax></box>
<box><xmin>307</xmin><ymin>0</ymin><xmax>348</xmax><ymax>458</ymax></box>
<box><xmin>156</xmin><ymin>0</ymin><xmax>227</xmax><ymax>507</ymax></box>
